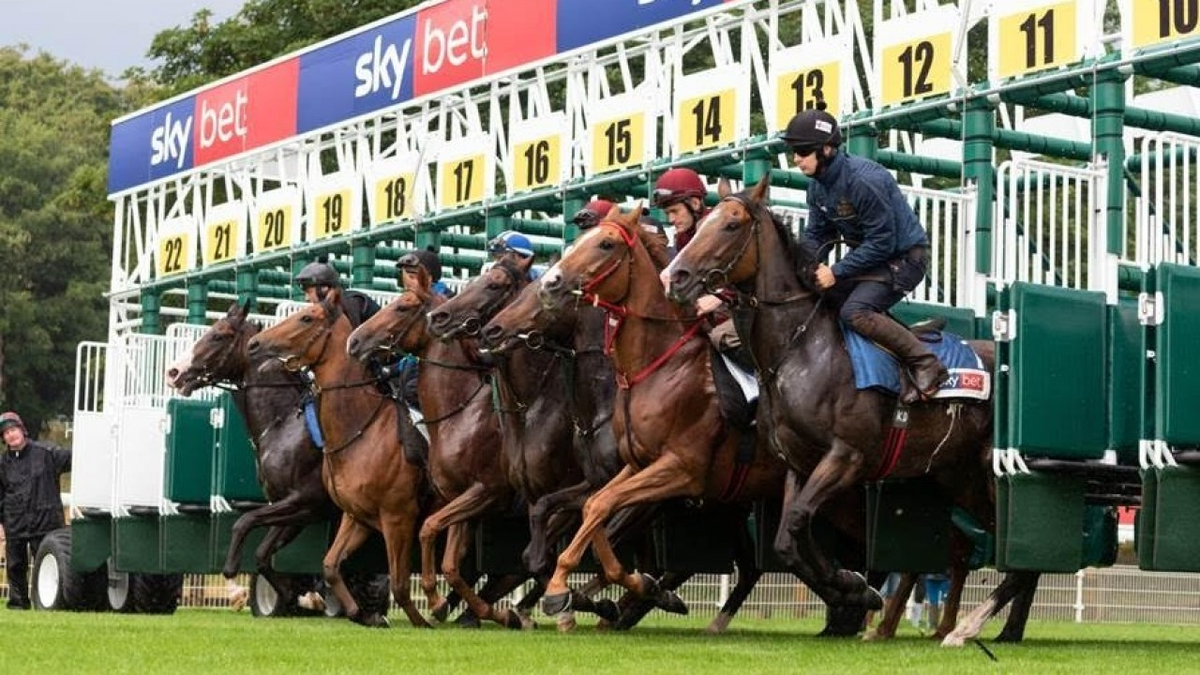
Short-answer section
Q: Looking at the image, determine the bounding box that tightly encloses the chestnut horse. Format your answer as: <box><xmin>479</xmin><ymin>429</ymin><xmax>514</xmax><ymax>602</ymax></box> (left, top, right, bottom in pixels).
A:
<box><xmin>166</xmin><ymin>301</ymin><xmax>335</xmax><ymax>611</ymax></box>
<box><xmin>666</xmin><ymin>176</ymin><xmax>1038</xmax><ymax>643</ymax></box>
<box><xmin>527</xmin><ymin>205</ymin><xmax>793</xmax><ymax>620</ymax></box>
<box><xmin>245</xmin><ymin>289</ymin><xmax>428</xmax><ymax>628</ymax></box>
<box><xmin>346</xmin><ymin>285</ymin><xmax>526</xmax><ymax>629</ymax></box>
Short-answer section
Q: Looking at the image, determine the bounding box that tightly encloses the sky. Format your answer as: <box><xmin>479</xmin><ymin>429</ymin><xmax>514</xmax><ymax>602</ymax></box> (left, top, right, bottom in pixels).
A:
<box><xmin>0</xmin><ymin>0</ymin><xmax>248</xmax><ymax>77</ymax></box>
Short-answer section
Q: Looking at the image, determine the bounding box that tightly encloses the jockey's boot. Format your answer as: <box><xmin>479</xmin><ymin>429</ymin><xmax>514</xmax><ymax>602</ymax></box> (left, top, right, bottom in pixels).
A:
<box><xmin>848</xmin><ymin>312</ymin><xmax>949</xmax><ymax>404</ymax></box>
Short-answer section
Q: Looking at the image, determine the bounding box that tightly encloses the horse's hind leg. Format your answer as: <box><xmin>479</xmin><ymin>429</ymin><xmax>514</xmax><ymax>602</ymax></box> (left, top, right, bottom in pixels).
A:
<box><xmin>942</xmin><ymin>571</ymin><xmax>1035</xmax><ymax>647</ymax></box>
<box><xmin>994</xmin><ymin>572</ymin><xmax>1040</xmax><ymax>643</ymax></box>
<box><xmin>524</xmin><ymin>481</ymin><xmax>591</xmax><ymax>575</ymax></box>
<box><xmin>441</xmin><ymin>520</ymin><xmax>523</xmax><ymax>629</ymax></box>
<box><xmin>222</xmin><ymin>496</ymin><xmax>327</xmax><ymax>579</ymax></box>
<box><xmin>863</xmin><ymin>574</ymin><xmax>917</xmax><ymax>641</ymax></box>
<box><xmin>929</xmin><ymin>564</ymin><xmax>969</xmax><ymax>640</ymax></box>
<box><xmin>323</xmin><ymin>515</ymin><xmax>386</xmax><ymax>627</ymax></box>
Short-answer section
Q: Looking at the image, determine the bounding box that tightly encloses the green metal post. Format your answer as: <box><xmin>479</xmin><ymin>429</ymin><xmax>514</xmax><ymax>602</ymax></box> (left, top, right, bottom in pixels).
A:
<box><xmin>290</xmin><ymin>258</ymin><xmax>307</xmax><ymax>301</ymax></box>
<box><xmin>1092</xmin><ymin>68</ymin><xmax>1127</xmax><ymax>256</ymax></box>
<box><xmin>140</xmin><ymin>289</ymin><xmax>162</xmax><ymax>335</ymax></box>
<box><xmin>846</xmin><ymin>117</ymin><xmax>878</xmax><ymax>160</ymax></box>
<box><xmin>963</xmin><ymin>97</ymin><xmax>996</xmax><ymax>276</ymax></box>
<box><xmin>186</xmin><ymin>283</ymin><xmax>208</xmax><ymax>325</ymax></box>
<box><xmin>742</xmin><ymin>157</ymin><xmax>771</xmax><ymax>187</ymax></box>
<box><xmin>351</xmin><ymin>243</ymin><xmax>376</xmax><ymax>289</ymax></box>
<box><xmin>235</xmin><ymin>268</ymin><xmax>258</xmax><ymax>310</ymax></box>
<box><xmin>562</xmin><ymin>197</ymin><xmax>584</xmax><ymax>244</ymax></box>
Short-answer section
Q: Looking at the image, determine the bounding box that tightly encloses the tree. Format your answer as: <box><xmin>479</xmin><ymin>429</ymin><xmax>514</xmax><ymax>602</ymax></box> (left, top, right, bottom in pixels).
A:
<box><xmin>146</xmin><ymin>0</ymin><xmax>423</xmax><ymax>95</ymax></box>
<box><xmin>0</xmin><ymin>48</ymin><xmax>124</xmax><ymax>435</ymax></box>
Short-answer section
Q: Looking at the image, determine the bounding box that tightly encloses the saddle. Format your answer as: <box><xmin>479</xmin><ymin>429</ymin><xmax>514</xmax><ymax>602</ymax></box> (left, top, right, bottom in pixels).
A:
<box><xmin>841</xmin><ymin>321</ymin><xmax>991</xmax><ymax>401</ymax></box>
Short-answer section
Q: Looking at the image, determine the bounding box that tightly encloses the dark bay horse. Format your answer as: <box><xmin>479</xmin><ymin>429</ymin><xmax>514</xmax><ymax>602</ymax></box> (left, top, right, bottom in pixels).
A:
<box><xmin>244</xmin><ymin>289</ymin><xmax>428</xmax><ymax>628</ymax></box>
<box><xmin>166</xmin><ymin>301</ymin><xmax>335</xmax><ymax>611</ymax></box>
<box><xmin>528</xmin><ymin>205</ymin><xmax>794</xmax><ymax>621</ymax></box>
<box><xmin>346</xmin><ymin>285</ymin><xmax>525</xmax><ymax>630</ymax></box>
<box><xmin>667</xmin><ymin>176</ymin><xmax>1038</xmax><ymax>643</ymax></box>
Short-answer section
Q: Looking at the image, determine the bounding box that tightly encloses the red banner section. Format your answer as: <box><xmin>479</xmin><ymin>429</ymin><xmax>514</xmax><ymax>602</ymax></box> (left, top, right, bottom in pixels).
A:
<box><xmin>193</xmin><ymin>60</ymin><xmax>299</xmax><ymax>167</ymax></box>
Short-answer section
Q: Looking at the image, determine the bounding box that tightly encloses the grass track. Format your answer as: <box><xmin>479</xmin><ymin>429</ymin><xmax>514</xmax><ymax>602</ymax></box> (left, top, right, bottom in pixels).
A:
<box><xmin>4</xmin><ymin>609</ymin><xmax>1196</xmax><ymax>674</ymax></box>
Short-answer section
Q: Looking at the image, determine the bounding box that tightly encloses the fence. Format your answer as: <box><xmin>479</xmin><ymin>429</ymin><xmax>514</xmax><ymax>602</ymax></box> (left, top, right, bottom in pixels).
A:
<box><xmin>7</xmin><ymin>564</ymin><xmax>1195</xmax><ymax>624</ymax></box>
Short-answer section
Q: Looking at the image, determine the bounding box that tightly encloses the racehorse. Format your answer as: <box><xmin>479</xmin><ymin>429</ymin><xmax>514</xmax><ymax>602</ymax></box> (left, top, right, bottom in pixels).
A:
<box><xmin>166</xmin><ymin>301</ymin><xmax>336</xmax><ymax>612</ymax></box>
<box><xmin>346</xmin><ymin>284</ymin><xmax>526</xmax><ymax>629</ymax></box>
<box><xmin>666</xmin><ymin>175</ymin><xmax>1038</xmax><ymax>643</ymax></box>
<box><xmin>244</xmin><ymin>289</ymin><xmax>428</xmax><ymax>628</ymax></box>
<box><xmin>526</xmin><ymin>204</ymin><xmax>794</xmax><ymax>622</ymax></box>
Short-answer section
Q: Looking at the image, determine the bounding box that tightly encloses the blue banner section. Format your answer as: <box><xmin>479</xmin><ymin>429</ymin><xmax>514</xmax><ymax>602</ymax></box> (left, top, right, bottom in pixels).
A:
<box><xmin>108</xmin><ymin>96</ymin><xmax>196</xmax><ymax>194</ymax></box>
<box><xmin>297</xmin><ymin>15</ymin><xmax>417</xmax><ymax>134</ymax></box>
<box><xmin>556</xmin><ymin>0</ymin><xmax>726</xmax><ymax>52</ymax></box>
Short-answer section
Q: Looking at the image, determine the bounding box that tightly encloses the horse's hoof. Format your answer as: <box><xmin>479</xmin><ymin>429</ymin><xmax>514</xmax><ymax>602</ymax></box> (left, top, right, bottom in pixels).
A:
<box><xmin>453</xmin><ymin>610</ymin><xmax>481</xmax><ymax>629</ymax></box>
<box><xmin>228</xmin><ymin>587</ymin><xmax>248</xmax><ymax>612</ymax></box>
<box><xmin>706</xmin><ymin>613</ymin><xmax>733</xmax><ymax>634</ymax></box>
<box><xmin>994</xmin><ymin>631</ymin><xmax>1024</xmax><ymax>643</ymax></box>
<box><xmin>501</xmin><ymin>609</ymin><xmax>524</xmax><ymax>630</ymax></box>
<box><xmin>592</xmin><ymin>598</ymin><xmax>620</xmax><ymax>623</ymax></box>
<box><xmin>429</xmin><ymin>598</ymin><xmax>451</xmax><ymax>623</ymax></box>
<box><xmin>863</xmin><ymin>586</ymin><xmax>884</xmax><ymax>611</ymax></box>
<box><xmin>556</xmin><ymin>612</ymin><xmax>577</xmax><ymax>633</ymax></box>
<box><xmin>941</xmin><ymin>634</ymin><xmax>967</xmax><ymax>648</ymax></box>
<box><xmin>654</xmin><ymin>590</ymin><xmax>688</xmax><ymax>616</ymax></box>
<box><xmin>638</xmin><ymin>573</ymin><xmax>661</xmax><ymax>598</ymax></box>
<box><xmin>862</xmin><ymin>629</ymin><xmax>893</xmax><ymax>642</ymax></box>
<box><xmin>823</xmin><ymin>603</ymin><xmax>868</xmax><ymax>637</ymax></box>
<box><xmin>542</xmin><ymin>592</ymin><xmax>571</xmax><ymax>616</ymax></box>
<box><xmin>517</xmin><ymin>609</ymin><xmax>537</xmax><ymax>630</ymax></box>
<box><xmin>351</xmin><ymin>611</ymin><xmax>390</xmax><ymax>628</ymax></box>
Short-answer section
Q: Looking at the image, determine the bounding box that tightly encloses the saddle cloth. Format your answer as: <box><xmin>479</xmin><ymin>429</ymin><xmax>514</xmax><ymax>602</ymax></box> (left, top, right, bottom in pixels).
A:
<box><xmin>840</xmin><ymin>323</ymin><xmax>990</xmax><ymax>401</ymax></box>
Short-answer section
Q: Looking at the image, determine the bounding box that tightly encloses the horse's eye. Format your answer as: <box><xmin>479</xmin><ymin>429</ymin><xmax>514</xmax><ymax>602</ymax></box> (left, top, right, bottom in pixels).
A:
<box><xmin>599</xmin><ymin>239</ymin><xmax>615</xmax><ymax>250</ymax></box>
<box><xmin>723</xmin><ymin>219</ymin><xmax>740</xmax><ymax>232</ymax></box>
<box><xmin>486</xmin><ymin>282</ymin><xmax>502</xmax><ymax>291</ymax></box>
<box><xmin>300</xmin><ymin>315</ymin><xmax>313</xmax><ymax>324</ymax></box>
<box><xmin>212</xmin><ymin>333</ymin><xmax>227</xmax><ymax>342</ymax></box>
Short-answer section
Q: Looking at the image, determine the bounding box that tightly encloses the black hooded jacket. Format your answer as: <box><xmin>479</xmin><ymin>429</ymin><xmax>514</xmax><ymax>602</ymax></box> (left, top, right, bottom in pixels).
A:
<box><xmin>0</xmin><ymin>440</ymin><xmax>71</xmax><ymax>538</ymax></box>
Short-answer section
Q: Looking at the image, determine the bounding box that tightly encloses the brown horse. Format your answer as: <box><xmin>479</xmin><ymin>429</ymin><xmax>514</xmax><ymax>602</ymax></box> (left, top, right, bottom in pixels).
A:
<box><xmin>666</xmin><ymin>176</ymin><xmax>1037</xmax><ymax>642</ymax></box>
<box><xmin>346</xmin><ymin>284</ymin><xmax>525</xmax><ymax>629</ymax></box>
<box><xmin>244</xmin><ymin>288</ymin><xmax>428</xmax><ymax>628</ymax></box>
<box><xmin>165</xmin><ymin>301</ymin><xmax>337</xmax><ymax>612</ymax></box>
<box><xmin>529</xmin><ymin>204</ymin><xmax>792</xmax><ymax>618</ymax></box>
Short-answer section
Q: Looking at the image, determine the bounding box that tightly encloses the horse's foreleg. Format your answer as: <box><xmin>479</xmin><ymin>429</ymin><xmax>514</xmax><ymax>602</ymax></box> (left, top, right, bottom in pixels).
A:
<box><xmin>779</xmin><ymin>450</ymin><xmax>877</xmax><ymax>610</ymax></box>
<box><xmin>222</xmin><ymin>496</ymin><xmax>327</xmax><ymax>579</ymax></box>
<box><xmin>930</xmin><ymin>564</ymin><xmax>969</xmax><ymax>640</ymax></box>
<box><xmin>706</xmin><ymin>521</ymin><xmax>764</xmax><ymax>634</ymax></box>
<box><xmin>523</xmin><ymin>480</ymin><xmax>592</xmax><ymax>575</ymax></box>
<box><xmin>418</xmin><ymin>507</ymin><xmax>449</xmax><ymax>620</ymax></box>
<box><xmin>433</xmin><ymin>486</ymin><xmax>519</xmax><ymax>629</ymax></box>
<box><xmin>380</xmin><ymin>508</ymin><xmax>430</xmax><ymax>629</ymax></box>
<box><xmin>250</xmin><ymin>524</ymin><xmax>305</xmax><ymax>608</ymax></box>
<box><xmin>322</xmin><ymin>516</ymin><xmax>383</xmax><ymax>627</ymax></box>
<box><xmin>942</xmin><ymin>571</ymin><xmax>1037</xmax><ymax>647</ymax></box>
<box><xmin>546</xmin><ymin>456</ymin><xmax>697</xmax><ymax>616</ymax></box>
<box><xmin>994</xmin><ymin>572</ymin><xmax>1040</xmax><ymax>643</ymax></box>
<box><xmin>545</xmin><ymin>465</ymin><xmax>637</xmax><ymax>599</ymax></box>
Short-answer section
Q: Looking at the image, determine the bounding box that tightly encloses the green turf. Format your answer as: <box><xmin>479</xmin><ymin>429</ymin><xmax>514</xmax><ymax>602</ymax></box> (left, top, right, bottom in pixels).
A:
<box><xmin>2</xmin><ymin>609</ymin><xmax>1195</xmax><ymax>674</ymax></box>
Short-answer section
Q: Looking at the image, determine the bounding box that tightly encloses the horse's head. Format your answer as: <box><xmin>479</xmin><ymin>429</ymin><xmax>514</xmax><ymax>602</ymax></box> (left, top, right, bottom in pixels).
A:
<box><xmin>667</xmin><ymin>174</ymin><xmax>772</xmax><ymax>305</ymax></box>
<box><xmin>247</xmin><ymin>288</ymin><xmax>344</xmax><ymax>369</ymax></box>
<box><xmin>539</xmin><ymin>203</ymin><xmax>642</xmax><ymax>311</ymax></box>
<box><xmin>480</xmin><ymin>277</ymin><xmax>574</xmax><ymax>354</ymax></box>
<box><xmin>167</xmin><ymin>300</ymin><xmax>259</xmax><ymax>396</ymax></box>
<box><xmin>429</xmin><ymin>257</ymin><xmax>530</xmax><ymax>339</ymax></box>
<box><xmin>347</xmin><ymin>287</ymin><xmax>434</xmax><ymax>362</ymax></box>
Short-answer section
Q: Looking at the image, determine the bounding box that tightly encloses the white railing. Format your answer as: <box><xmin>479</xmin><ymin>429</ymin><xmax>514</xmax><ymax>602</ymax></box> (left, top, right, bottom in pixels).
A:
<box><xmin>1137</xmin><ymin>132</ymin><xmax>1200</xmax><ymax>268</ymax></box>
<box><xmin>994</xmin><ymin>159</ymin><xmax>1107</xmax><ymax>291</ymax></box>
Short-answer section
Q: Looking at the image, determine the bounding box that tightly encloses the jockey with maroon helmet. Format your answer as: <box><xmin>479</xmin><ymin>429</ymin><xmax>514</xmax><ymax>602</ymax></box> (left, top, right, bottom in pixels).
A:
<box><xmin>652</xmin><ymin>168</ymin><xmax>709</xmax><ymax>252</ymax></box>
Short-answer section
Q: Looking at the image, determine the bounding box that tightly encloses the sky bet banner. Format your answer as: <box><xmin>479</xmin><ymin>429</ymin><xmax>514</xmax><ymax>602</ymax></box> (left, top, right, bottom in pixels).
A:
<box><xmin>108</xmin><ymin>0</ymin><xmax>732</xmax><ymax>194</ymax></box>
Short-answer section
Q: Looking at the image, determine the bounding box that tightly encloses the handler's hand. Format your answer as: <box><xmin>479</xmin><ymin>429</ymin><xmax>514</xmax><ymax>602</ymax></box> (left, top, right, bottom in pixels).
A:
<box><xmin>814</xmin><ymin>263</ymin><xmax>836</xmax><ymax>290</ymax></box>
<box><xmin>695</xmin><ymin>294</ymin><xmax>724</xmax><ymax>316</ymax></box>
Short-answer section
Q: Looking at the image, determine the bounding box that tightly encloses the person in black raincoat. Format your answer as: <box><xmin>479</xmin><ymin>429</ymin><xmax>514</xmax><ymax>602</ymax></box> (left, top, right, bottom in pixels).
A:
<box><xmin>0</xmin><ymin>411</ymin><xmax>71</xmax><ymax>609</ymax></box>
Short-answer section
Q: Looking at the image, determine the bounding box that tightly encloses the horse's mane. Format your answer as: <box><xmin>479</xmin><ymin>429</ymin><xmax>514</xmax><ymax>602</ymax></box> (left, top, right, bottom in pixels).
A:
<box><xmin>762</xmin><ymin>202</ymin><xmax>819</xmax><ymax>292</ymax></box>
<box><xmin>636</xmin><ymin>225</ymin><xmax>671</xmax><ymax>271</ymax></box>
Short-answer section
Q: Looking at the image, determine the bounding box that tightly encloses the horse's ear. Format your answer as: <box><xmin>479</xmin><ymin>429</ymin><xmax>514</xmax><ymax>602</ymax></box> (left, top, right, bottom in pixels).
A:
<box><xmin>751</xmin><ymin>173</ymin><xmax>771</xmax><ymax>203</ymax></box>
<box><xmin>237</xmin><ymin>297</ymin><xmax>253</xmax><ymax>319</ymax></box>
<box><xmin>621</xmin><ymin>202</ymin><xmax>642</xmax><ymax>231</ymax></box>
<box><xmin>225</xmin><ymin>301</ymin><xmax>241</xmax><ymax>318</ymax></box>
<box><xmin>324</xmin><ymin>286</ymin><xmax>344</xmax><ymax>318</ymax></box>
<box><xmin>515</xmin><ymin>253</ymin><xmax>534</xmax><ymax>275</ymax></box>
<box><xmin>717</xmin><ymin>177</ymin><xmax>732</xmax><ymax>199</ymax></box>
<box><xmin>604</xmin><ymin>204</ymin><xmax>622</xmax><ymax>222</ymax></box>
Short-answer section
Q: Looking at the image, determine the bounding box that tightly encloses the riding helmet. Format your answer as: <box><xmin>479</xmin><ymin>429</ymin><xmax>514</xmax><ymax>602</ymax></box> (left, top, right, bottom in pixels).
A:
<box><xmin>652</xmin><ymin>168</ymin><xmax>707</xmax><ymax>208</ymax></box>
<box><xmin>781</xmin><ymin>100</ymin><xmax>842</xmax><ymax>148</ymax></box>
<box><xmin>294</xmin><ymin>261</ymin><xmax>342</xmax><ymax>288</ymax></box>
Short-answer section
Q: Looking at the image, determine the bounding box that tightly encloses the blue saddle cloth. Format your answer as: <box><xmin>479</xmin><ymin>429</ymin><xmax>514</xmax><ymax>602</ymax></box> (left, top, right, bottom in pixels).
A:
<box><xmin>841</xmin><ymin>323</ymin><xmax>990</xmax><ymax>400</ymax></box>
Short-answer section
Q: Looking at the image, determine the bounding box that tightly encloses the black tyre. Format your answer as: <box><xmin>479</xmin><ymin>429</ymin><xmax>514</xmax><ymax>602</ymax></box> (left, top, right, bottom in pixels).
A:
<box><xmin>248</xmin><ymin>574</ymin><xmax>289</xmax><ymax>617</ymax></box>
<box><xmin>346</xmin><ymin>573</ymin><xmax>391</xmax><ymax>618</ymax></box>
<box><xmin>107</xmin><ymin>569</ymin><xmax>183</xmax><ymax>614</ymax></box>
<box><xmin>32</xmin><ymin>528</ymin><xmax>103</xmax><ymax>611</ymax></box>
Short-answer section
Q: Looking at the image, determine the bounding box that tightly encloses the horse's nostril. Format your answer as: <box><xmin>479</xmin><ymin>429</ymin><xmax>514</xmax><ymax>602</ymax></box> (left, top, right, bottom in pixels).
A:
<box><xmin>167</xmin><ymin>368</ymin><xmax>178</xmax><ymax>379</ymax></box>
<box><xmin>430</xmin><ymin>311</ymin><xmax>448</xmax><ymax>326</ymax></box>
<box><xmin>482</xmin><ymin>324</ymin><xmax>503</xmax><ymax>344</ymax></box>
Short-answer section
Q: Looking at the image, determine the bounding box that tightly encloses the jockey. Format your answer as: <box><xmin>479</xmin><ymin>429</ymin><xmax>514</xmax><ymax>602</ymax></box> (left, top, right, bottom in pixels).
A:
<box><xmin>783</xmin><ymin>101</ymin><xmax>948</xmax><ymax>403</ymax></box>
<box><xmin>653</xmin><ymin>169</ymin><xmax>743</xmax><ymax>355</ymax></box>
<box><xmin>397</xmin><ymin>246</ymin><xmax>451</xmax><ymax>299</ymax></box>
<box><xmin>487</xmin><ymin>230</ymin><xmax>541</xmax><ymax>280</ymax></box>
<box><xmin>294</xmin><ymin>260</ymin><xmax>380</xmax><ymax>327</ymax></box>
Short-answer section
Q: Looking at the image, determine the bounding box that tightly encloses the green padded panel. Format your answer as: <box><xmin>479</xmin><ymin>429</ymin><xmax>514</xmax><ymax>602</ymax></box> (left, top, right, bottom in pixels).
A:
<box><xmin>653</xmin><ymin>501</ymin><xmax>739</xmax><ymax>574</ymax></box>
<box><xmin>1157</xmin><ymin>264</ymin><xmax>1200</xmax><ymax>446</ymax></box>
<box><xmin>164</xmin><ymin>398</ymin><xmax>217</xmax><ymax>504</ymax></box>
<box><xmin>996</xmin><ymin>472</ymin><xmax>1085</xmax><ymax>572</ymax></box>
<box><xmin>891</xmin><ymin>301</ymin><xmax>978</xmax><ymax>339</ymax></box>
<box><xmin>866</xmin><ymin>479</ymin><xmax>952</xmax><ymax>573</ymax></box>
<box><xmin>70</xmin><ymin>516</ymin><xmax>112</xmax><ymax>574</ymax></box>
<box><xmin>161</xmin><ymin>514</ymin><xmax>215</xmax><ymax>573</ymax></box>
<box><xmin>113</xmin><ymin>516</ymin><xmax>164</xmax><ymax>573</ymax></box>
<box><xmin>1140</xmin><ymin>465</ymin><xmax>1200</xmax><ymax>572</ymax></box>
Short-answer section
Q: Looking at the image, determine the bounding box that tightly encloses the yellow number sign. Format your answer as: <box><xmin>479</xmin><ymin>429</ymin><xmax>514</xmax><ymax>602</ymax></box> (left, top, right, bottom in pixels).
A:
<box><xmin>512</xmin><ymin>134</ymin><xmax>562</xmax><ymax>192</ymax></box>
<box><xmin>677</xmin><ymin>89</ymin><xmax>736</xmax><ymax>154</ymax></box>
<box><xmin>310</xmin><ymin>188</ymin><xmax>352</xmax><ymax>241</ymax></box>
<box><xmin>157</xmin><ymin>233</ymin><xmax>191</xmax><ymax>278</ymax></box>
<box><xmin>590</xmin><ymin>114</ymin><xmax>645</xmax><ymax>174</ymax></box>
<box><xmin>773</xmin><ymin>63</ymin><xmax>841</xmax><ymax>132</ymax></box>
<box><xmin>372</xmin><ymin>172</ymin><xmax>415</xmax><ymax>224</ymax></box>
<box><xmin>203</xmin><ymin>219</ymin><xmax>239</xmax><ymax>266</ymax></box>
<box><xmin>439</xmin><ymin>155</ymin><xmax>486</xmax><ymax>209</ymax></box>
<box><xmin>1130</xmin><ymin>0</ymin><xmax>1200</xmax><ymax>50</ymax></box>
<box><xmin>997</xmin><ymin>2</ymin><xmax>1078</xmax><ymax>78</ymax></box>
<box><xmin>880</xmin><ymin>32</ymin><xmax>952</xmax><ymax>106</ymax></box>
<box><xmin>254</xmin><ymin>205</ymin><xmax>294</xmax><ymax>253</ymax></box>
